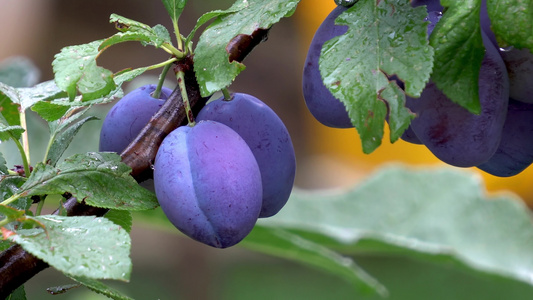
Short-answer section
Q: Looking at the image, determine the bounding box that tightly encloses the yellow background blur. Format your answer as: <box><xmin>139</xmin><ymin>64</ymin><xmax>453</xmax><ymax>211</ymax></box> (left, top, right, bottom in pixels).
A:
<box><xmin>294</xmin><ymin>0</ymin><xmax>533</xmax><ymax>204</ymax></box>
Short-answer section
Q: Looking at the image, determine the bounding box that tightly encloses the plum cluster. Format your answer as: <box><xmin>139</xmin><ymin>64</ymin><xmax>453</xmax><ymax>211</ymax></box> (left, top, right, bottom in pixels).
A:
<box><xmin>302</xmin><ymin>1</ymin><xmax>533</xmax><ymax>177</ymax></box>
<box><xmin>100</xmin><ymin>89</ymin><xmax>295</xmax><ymax>248</ymax></box>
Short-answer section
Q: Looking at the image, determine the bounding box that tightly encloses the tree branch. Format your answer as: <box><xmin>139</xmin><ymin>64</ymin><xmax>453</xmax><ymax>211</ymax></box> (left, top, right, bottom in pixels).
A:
<box><xmin>0</xmin><ymin>29</ymin><xmax>269</xmax><ymax>298</ymax></box>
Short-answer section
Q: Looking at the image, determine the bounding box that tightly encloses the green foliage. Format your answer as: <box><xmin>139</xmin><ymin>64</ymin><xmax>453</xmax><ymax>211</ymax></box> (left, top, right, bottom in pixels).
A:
<box><xmin>194</xmin><ymin>0</ymin><xmax>300</xmax><ymax>97</ymax></box>
<box><xmin>101</xmin><ymin>15</ymin><xmax>172</xmax><ymax>50</ymax></box>
<box><xmin>20</xmin><ymin>153</ymin><xmax>158</xmax><ymax>210</ymax></box>
<box><xmin>161</xmin><ymin>0</ymin><xmax>188</xmax><ymax>24</ymax></box>
<box><xmin>69</xmin><ymin>276</ymin><xmax>134</xmax><ymax>300</ymax></box>
<box><xmin>319</xmin><ymin>0</ymin><xmax>431</xmax><ymax>153</ymax></box>
<box><xmin>253</xmin><ymin>166</ymin><xmax>533</xmax><ymax>293</ymax></box>
<box><xmin>242</xmin><ymin>226</ymin><xmax>388</xmax><ymax>297</ymax></box>
<box><xmin>52</xmin><ymin>41</ymin><xmax>116</xmax><ymax>101</ymax></box>
<box><xmin>45</xmin><ymin>110</ymin><xmax>98</xmax><ymax>167</ymax></box>
<box><xmin>6</xmin><ymin>215</ymin><xmax>132</xmax><ymax>280</ymax></box>
<box><xmin>430</xmin><ymin>0</ymin><xmax>484</xmax><ymax>114</ymax></box>
<box><xmin>487</xmin><ymin>0</ymin><xmax>533</xmax><ymax>51</ymax></box>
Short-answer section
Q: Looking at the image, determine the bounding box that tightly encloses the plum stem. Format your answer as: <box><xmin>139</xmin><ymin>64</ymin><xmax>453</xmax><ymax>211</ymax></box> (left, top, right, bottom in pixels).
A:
<box><xmin>153</xmin><ymin>60</ymin><xmax>173</xmax><ymax>99</ymax></box>
<box><xmin>222</xmin><ymin>88</ymin><xmax>232</xmax><ymax>101</ymax></box>
<box><xmin>177</xmin><ymin>71</ymin><xmax>195</xmax><ymax>126</ymax></box>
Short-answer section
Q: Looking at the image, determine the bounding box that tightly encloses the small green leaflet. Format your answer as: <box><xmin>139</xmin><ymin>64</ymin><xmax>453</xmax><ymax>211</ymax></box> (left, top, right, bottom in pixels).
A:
<box><xmin>185</xmin><ymin>0</ymin><xmax>249</xmax><ymax>45</ymax></box>
<box><xmin>6</xmin><ymin>285</ymin><xmax>26</xmax><ymax>300</ymax></box>
<box><xmin>7</xmin><ymin>215</ymin><xmax>132</xmax><ymax>281</ymax></box>
<box><xmin>319</xmin><ymin>0</ymin><xmax>432</xmax><ymax>153</ymax></box>
<box><xmin>101</xmin><ymin>14</ymin><xmax>172</xmax><ymax>49</ymax></box>
<box><xmin>0</xmin><ymin>152</ymin><xmax>7</xmax><ymax>174</ymax></box>
<box><xmin>430</xmin><ymin>0</ymin><xmax>484</xmax><ymax>114</ymax></box>
<box><xmin>0</xmin><ymin>113</ymin><xmax>24</xmax><ymax>141</ymax></box>
<box><xmin>194</xmin><ymin>0</ymin><xmax>301</xmax><ymax>97</ymax></box>
<box><xmin>104</xmin><ymin>210</ymin><xmax>133</xmax><ymax>233</ymax></box>
<box><xmin>31</xmin><ymin>86</ymin><xmax>123</xmax><ymax>122</ymax></box>
<box><xmin>161</xmin><ymin>0</ymin><xmax>188</xmax><ymax>24</ymax></box>
<box><xmin>0</xmin><ymin>80</ymin><xmax>67</xmax><ymax>125</ymax></box>
<box><xmin>486</xmin><ymin>0</ymin><xmax>533</xmax><ymax>51</ymax></box>
<box><xmin>46</xmin><ymin>108</ymin><xmax>98</xmax><ymax>167</ymax></box>
<box><xmin>19</xmin><ymin>152</ymin><xmax>158</xmax><ymax>211</ymax></box>
<box><xmin>52</xmin><ymin>40</ymin><xmax>116</xmax><ymax>101</ymax></box>
<box><xmin>69</xmin><ymin>276</ymin><xmax>134</xmax><ymax>300</ymax></box>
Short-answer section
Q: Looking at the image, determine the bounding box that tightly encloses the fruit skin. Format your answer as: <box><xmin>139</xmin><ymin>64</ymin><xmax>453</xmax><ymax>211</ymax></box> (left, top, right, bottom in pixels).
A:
<box><xmin>477</xmin><ymin>99</ymin><xmax>533</xmax><ymax>177</ymax></box>
<box><xmin>153</xmin><ymin>121</ymin><xmax>262</xmax><ymax>248</ymax></box>
<box><xmin>410</xmin><ymin>0</ymin><xmax>443</xmax><ymax>11</ymax></box>
<box><xmin>196</xmin><ymin>93</ymin><xmax>296</xmax><ymax>218</ymax></box>
<box><xmin>406</xmin><ymin>31</ymin><xmax>509</xmax><ymax>167</ymax></box>
<box><xmin>99</xmin><ymin>84</ymin><xmax>172</xmax><ymax>154</ymax></box>
<box><xmin>479</xmin><ymin>0</ymin><xmax>533</xmax><ymax>104</ymax></box>
<box><xmin>302</xmin><ymin>6</ymin><xmax>352</xmax><ymax>128</ymax></box>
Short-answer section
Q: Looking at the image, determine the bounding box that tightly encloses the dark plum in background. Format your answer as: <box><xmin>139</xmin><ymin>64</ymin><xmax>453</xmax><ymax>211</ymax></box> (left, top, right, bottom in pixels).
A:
<box><xmin>477</xmin><ymin>99</ymin><xmax>533</xmax><ymax>177</ymax></box>
<box><xmin>302</xmin><ymin>6</ymin><xmax>352</xmax><ymax>128</ymax></box>
<box><xmin>196</xmin><ymin>93</ymin><xmax>296</xmax><ymax>218</ymax></box>
<box><xmin>406</xmin><ymin>32</ymin><xmax>509</xmax><ymax>167</ymax></box>
<box><xmin>99</xmin><ymin>84</ymin><xmax>172</xmax><ymax>154</ymax></box>
<box><xmin>478</xmin><ymin>0</ymin><xmax>533</xmax><ymax>104</ymax></box>
<box><xmin>410</xmin><ymin>0</ymin><xmax>443</xmax><ymax>11</ymax></box>
<box><xmin>153</xmin><ymin>121</ymin><xmax>263</xmax><ymax>248</ymax></box>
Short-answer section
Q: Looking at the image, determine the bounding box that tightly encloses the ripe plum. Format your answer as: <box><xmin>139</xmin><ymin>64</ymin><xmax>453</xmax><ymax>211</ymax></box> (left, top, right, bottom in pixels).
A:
<box><xmin>153</xmin><ymin>121</ymin><xmax>263</xmax><ymax>248</ymax></box>
<box><xmin>196</xmin><ymin>93</ymin><xmax>296</xmax><ymax>218</ymax></box>
<box><xmin>477</xmin><ymin>99</ymin><xmax>533</xmax><ymax>176</ymax></box>
<box><xmin>302</xmin><ymin>6</ymin><xmax>352</xmax><ymax>128</ymax></box>
<box><xmin>99</xmin><ymin>84</ymin><xmax>172</xmax><ymax>153</ymax></box>
<box><xmin>406</xmin><ymin>32</ymin><xmax>509</xmax><ymax>167</ymax></box>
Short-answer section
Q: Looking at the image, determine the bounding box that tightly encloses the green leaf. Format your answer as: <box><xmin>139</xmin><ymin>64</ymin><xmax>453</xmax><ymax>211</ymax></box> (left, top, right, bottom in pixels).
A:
<box><xmin>0</xmin><ymin>204</ymin><xmax>26</xmax><ymax>220</ymax></box>
<box><xmin>102</xmin><ymin>15</ymin><xmax>172</xmax><ymax>49</ymax></box>
<box><xmin>186</xmin><ymin>1</ymin><xmax>249</xmax><ymax>44</ymax></box>
<box><xmin>262</xmin><ymin>166</ymin><xmax>533</xmax><ymax>287</ymax></box>
<box><xmin>486</xmin><ymin>0</ymin><xmax>533</xmax><ymax>51</ymax></box>
<box><xmin>194</xmin><ymin>0</ymin><xmax>300</xmax><ymax>96</ymax></box>
<box><xmin>319</xmin><ymin>0</ymin><xmax>431</xmax><ymax>153</ymax></box>
<box><xmin>6</xmin><ymin>285</ymin><xmax>26</xmax><ymax>300</ymax></box>
<box><xmin>0</xmin><ymin>116</ymin><xmax>24</xmax><ymax>141</ymax></box>
<box><xmin>0</xmin><ymin>152</ymin><xmax>7</xmax><ymax>174</ymax></box>
<box><xmin>104</xmin><ymin>210</ymin><xmax>132</xmax><ymax>233</ymax></box>
<box><xmin>52</xmin><ymin>40</ymin><xmax>116</xmax><ymax>101</ymax></box>
<box><xmin>20</xmin><ymin>152</ymin><xmax>158</xmax><ymax>211</ymax></box>
<box><xmin>0</xmin><ymin>80</ymin><xmax>68</xmax><ymax>125</ymax></box>
<box><xmin>46</xmin><ymin>108</ymin><xmax>98</xmax><ymax>166</ymax></box>
<box><xmin>161</xmin><ymin>0</ymin><xmax>188</xmax><ymax>24</ymax></box>
<box><xmin>31</xmin><ymin>86</ymin><xmax>123</xmax><ymax>122</ymax></box>
<box><xmin>242</xmin><ymin>226</ymin><xmax>388</xmax><ymax>297</ymax></box>
<box><xmin>113</xmin><ymin>67</ymin><xmax>149</xmax><ymax>86</ymax></box>
<box><xmin>430</xmin><ymin>0</ymin><xmax>484</xmax><ymax>114</ymax></box>
<box><xmin>0</xmin><ymin>56</ymin><xmax>40</xmax><ymax>88</ymax></box>
<box><xmin>69</xmin><ymin>276</ymin><xmax>134</xmax><ymax>300</ymax></box>
<box><xmin>7</xmin><ymin>215</ymin><xmax>131</xmax><ymax>280</ymax></box>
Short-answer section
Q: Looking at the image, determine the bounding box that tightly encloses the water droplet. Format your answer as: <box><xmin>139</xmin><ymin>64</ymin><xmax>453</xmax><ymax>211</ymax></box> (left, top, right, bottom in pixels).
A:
<box><xmin>499</xmin><ymin>46</ymin><xmax>514</xmax><ymax>52</ymax></box>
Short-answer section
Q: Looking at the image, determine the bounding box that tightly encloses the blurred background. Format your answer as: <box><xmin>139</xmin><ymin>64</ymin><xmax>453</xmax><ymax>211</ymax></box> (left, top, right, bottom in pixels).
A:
<box><xmin>1</xmin><ymin>0</ymin><xmax>533</xmax><ymax>299</ymax></box>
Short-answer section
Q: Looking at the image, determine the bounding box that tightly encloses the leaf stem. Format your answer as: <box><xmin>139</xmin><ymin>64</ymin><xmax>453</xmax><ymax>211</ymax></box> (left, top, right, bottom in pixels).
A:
<box><xmin>11</xmin><ymin>135</ymin><xmax>30</xmax><ymax>178</ymax></box>
<box><xmin>152</xmin><ymin>60</ymin><xmax>173</xmax><ymax>99</ymax></box>
<box><xmin>174</xmin><ymin>22</ymin><xmax>183</xmax><ymax>51</ymax></box>
<box><xmin>0</xmin><ymin>194</ymin><xmax>21</xmax><ymax>207</ymax></box>
<box><xmin>161</xmin><ymin>43</ymin><xmax>185</xmax><ymax>59</ymax></box>
<box><xmin>176</xmin><ymin>71</ymin><xmax>195</xmax><ymax>126</ymax></box>
<box><xmin>35</xmin><ymin>197</ymin><xmax>45</xmax><ymax>216</ymax></box>
<box><xmin>146</xmin><ymin>57</ymin><xmax>178</xmax><ymax>71</ymax></box>
<box><xmin>19</xmin><ymin>111</ymin><xmax>30</xmax><ymax>170</ymax></box>
<box><xmin>222</xmin><ymin>88</ymin><xmax>232</xmax><ymax>100</ymax></box>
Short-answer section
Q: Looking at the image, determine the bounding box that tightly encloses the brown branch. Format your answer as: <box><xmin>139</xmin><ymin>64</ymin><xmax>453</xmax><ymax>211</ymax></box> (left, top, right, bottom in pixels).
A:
<box><xmin>0</xmin><ymin>30</ymin><xmax>269</xmax><ymax>298</ymax></box>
